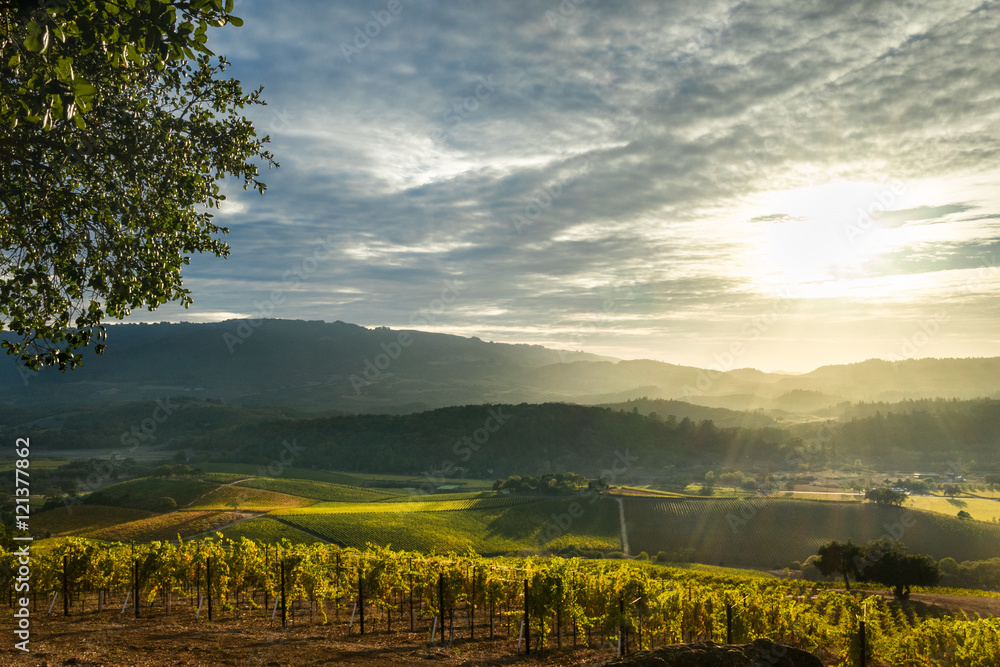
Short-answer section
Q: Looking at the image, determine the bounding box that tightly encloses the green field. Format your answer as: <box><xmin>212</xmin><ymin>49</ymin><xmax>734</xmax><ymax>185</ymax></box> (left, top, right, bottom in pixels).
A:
<box><xmin>82</xmin><ymin>476</ymin><xmax>219</xmax><ymax>512</ymax></box>
<box><xmin>83</xmin><ymin>510</ymin><xmax>247</xmax><ymax>542</ymax></box>
<box><xmin>188</xmin><ymin>485</ymin><xmax>317</xmax><ymax>511</ymax></box>
<box><xmin>235</xmin><ymin>477</ymin><xmax>401</xmax><ymax>502</ymax></box>
<box><xmin>32</xmin><ymin>504</ymin><xmax>153</xmax><ymax>537</ymax></box>
<box><xmin>277</xmin><ymin>496</ymin><xmax>621</xmax><ymax>554</ymax></box>
<box><xmin>624</xmin><ymin>497</ymin><xmax>1000</xmax><ymax>569</ymax></box>
<box><xmin>219</xmin><ymin>517</ymin><xmax>323</xmax><ymax>544</ymax></box>
<box><xmin>906</xmin><ymin>493</ymin><xmax>1000</xmax><ymax>523</ymax></box>
<box><xmin>274</xmin><ymin>495</ymin><xmax>533</xmax><ymax>516</ymax></box>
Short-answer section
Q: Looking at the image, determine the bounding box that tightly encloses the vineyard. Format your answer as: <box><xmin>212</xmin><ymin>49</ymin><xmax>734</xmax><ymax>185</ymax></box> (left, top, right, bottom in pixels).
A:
<box><xmin>274</xmin><ymin>497</ymin><xmax>620</xmax><ymax>554</ymax></box>
<box><xmin>187</xmin><ymin>485</ymin><xmax>317</xmax><ymax>511</ymax></box>
<box><xmin>2</xmin><ymin>537</ymin><xmax>998</xmax><ymax>666</ymax></box>
<box><xmin>235</xmin><ymin>477</ymin><xmax>403</xmax><ymax>503</ymax></box>
<box><xmin>624</xmin><ymin>497</ymin><xmax>1000</xmax><ymax>568</ymax></box>
<box><xmin>82</xmin><ymin>510</ymin><xmax>248</xmax><ymax>543</ymax></box>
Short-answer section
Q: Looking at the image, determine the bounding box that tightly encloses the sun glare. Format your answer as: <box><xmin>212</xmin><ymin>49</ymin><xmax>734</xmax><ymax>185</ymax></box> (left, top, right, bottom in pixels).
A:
<box><xmin>747</xmin><ymin>180</ymin><xmax>916</xmax><ymax>284</ymax></box>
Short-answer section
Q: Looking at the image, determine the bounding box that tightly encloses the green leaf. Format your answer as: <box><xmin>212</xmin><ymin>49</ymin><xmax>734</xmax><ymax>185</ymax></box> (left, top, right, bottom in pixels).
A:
<box><xmin>23</xmin><ymin>34</ymin><xmax>42</xmax><ymax>53</ymax></box>
<box><xmin>228</xmin><ymin>16</ymin><xmax>244</xmax><ymax>27</ymax></box>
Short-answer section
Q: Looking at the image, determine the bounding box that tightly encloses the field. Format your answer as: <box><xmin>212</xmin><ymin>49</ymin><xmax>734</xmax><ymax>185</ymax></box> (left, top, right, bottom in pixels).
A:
<box><xmin>276</xmin><ymin>496</ymin><xmax>621</xmax><ymax>554</ymax></box>
<box><xmin>236</xmin><ymin>477</ymin><xmax>402</xmax><ymax>502</ymax></box>
<box><xmin>32</xmin><ymin>504</ymin><xmax>153</xmax><ymax>537</ymax></box>
<box><xmin>83</xmin><ymin>510</ymin><xmax>250</xmax><ymax>542</ymax></box>
<box><xmin>623</xmin><ymin>496</ymin><xmax>1000</xmax><ymax>569</ymax></box>
<box><xmin>906</xmin><ymin>493</ymin><xmax>1000</xmax><ymax>523</ymax></box>
<box><xmin>197</xmin><ymin>463</ymin><xmax>493</xmax><ymax>491</ymax></box>
<box><xmin>773</xmin><ymin>489</ymin><xmax>1000</xmax><ymax>524</ymax></box>
<box><xmin>219</xmin><ymin>516</ymin><xmax>324</xmax><ymax>544</ymax></box>
<box><xmin>82</xmin><ymin>476</ymin><xmax>220</xmax><ymax>511</ymax></box>
<box><xmin>188</xmin><ymin>485</ymin><xmax>317</xmax><ymax>511</ymax></box>
<box><xmin>274</xmin><ymin>495</ymin><xmax>534</xmax><ymax>516</ymax></box>
<box><xmin>50</xmin><ymin>471</ymin><xmax>1000</xmax><ymax>578</ymax></box>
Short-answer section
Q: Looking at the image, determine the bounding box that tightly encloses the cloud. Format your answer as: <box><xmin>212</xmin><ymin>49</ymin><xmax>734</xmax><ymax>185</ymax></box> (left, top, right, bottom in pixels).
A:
<box><xmin>126</xmin><ymin>0</ymin><xmax>1000</xmax><ymax>371</ymax></box>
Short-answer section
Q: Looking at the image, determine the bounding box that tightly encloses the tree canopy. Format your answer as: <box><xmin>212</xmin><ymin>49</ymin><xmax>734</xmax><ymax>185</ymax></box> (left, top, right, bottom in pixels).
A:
<box><xmin>855</xmin><ymin>539</ymin><xmax>941</xmax><ymax>599</ymax></box>
<box><xmin>814</xmin><ymin>539</ymin><xmax>864</xmax><ymax>590</ymax></box>
<box><xmin>864</xmin><ymin>487</ymin><xmax>908</xmax><ymax>507</ymax></box>
<box><xmin>1</xmin><ymin>0</ymin><xmax>276</xmax><ymax>370</ymax></box>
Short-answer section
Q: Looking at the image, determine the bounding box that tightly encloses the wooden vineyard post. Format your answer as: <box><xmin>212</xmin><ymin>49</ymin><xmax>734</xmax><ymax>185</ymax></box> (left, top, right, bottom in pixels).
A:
<box><xmin>195</xmin><ymin>562</ymin><xmax>201</xmax><ymax>617</ymax></box>
<box><xmin>859</xmin><ymin>620</ymin><xmax>867</xmax><ymax>667</ymax></box>
<box><xmin>556</xmin><ymin>579</ymin><xmax>562</xmax><ymax>650</ymax></box>
<box><xmin>133</xmin><ymin>560</ymin><xmax>139</xmax><ymax>619</ymax></box>
<box><xmin>470</xmin><ymin>567</ymin><xmax>476</xmax><ymax>640</ymax></box>
<box><xmin>335</xmin><ymin>551</ymin><xmax>341</xmax><ymax>623</ymax></box>
<box><xmin>206</xmin><ymin>559</ymin><xmax>213</xmax><ymax>621</ymax></box>
<box><xmin>263</xmin><ymin>546</ymin><xmax>269</xmax><ymax>615</ymax></box>
<box><xmin>523</xmin><ymin>579</ymin><xmax>530</xmax><ymax>656</ymax></box>
<box><xmin>437</xmin><ymin>572</ymin><xmax>445</xmax><ymax>645</ymax></box>
<box><xmin>726</xmin><ymin>602</ymin><xmax>733</xmax><ymax>644</ymax></box>
<box><xmin>409</xmin><ymin>562</ymin><xmax>415</xmax><ymax>632</ymax></box>
<box><xmin>62</xmin><ymin>556</ymin><xmax>69</xmax><ymax>617</ymax></box>
<box><xmin>280</xmin><ymin>560</ymin><xmax>287</xmax><ymax>629</ymax></box>
<box><xmin>358</xmin><ymin>567</ymin><xmax>365</xmax><ymax>636</ymax></box>
<box><xmin>619</xmin><ymin>596</ymin><xmax>625</xmax><ymax>657</ymax></box>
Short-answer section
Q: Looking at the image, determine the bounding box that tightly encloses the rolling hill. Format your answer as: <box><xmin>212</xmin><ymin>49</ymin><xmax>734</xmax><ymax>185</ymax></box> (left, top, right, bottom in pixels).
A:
<box><xmin>3</xmin><ymin>320</ymin><xmax>1000</xmax><ymax>414</ymax></box>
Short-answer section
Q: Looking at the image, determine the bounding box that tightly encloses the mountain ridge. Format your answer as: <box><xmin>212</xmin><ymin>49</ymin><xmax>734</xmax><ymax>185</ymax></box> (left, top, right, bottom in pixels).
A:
<box><xmin>2</xmin><ymin>319</ymin><xmax>999</xmax><ymax>413</ymax></box>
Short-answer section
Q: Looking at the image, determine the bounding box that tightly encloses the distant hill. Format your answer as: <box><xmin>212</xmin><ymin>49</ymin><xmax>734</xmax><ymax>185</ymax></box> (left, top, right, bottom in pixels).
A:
<box><xmin>597</xmin><ymin>398</ymin><xmax>776</xmax><ymax>429</ymax></box>
<box><xmin>3</xmin><ymin>320</ymin><xmax>1000</xmax><ymax>414</ymax></box>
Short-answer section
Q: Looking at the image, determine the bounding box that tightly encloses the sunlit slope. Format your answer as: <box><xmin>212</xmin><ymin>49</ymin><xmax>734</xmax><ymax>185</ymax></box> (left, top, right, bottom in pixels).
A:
<box><xmin>624</xmin><ymin>497</ymin><xmax>1000</xmax><ymax>568</ymax></box>
<box><xmin>274</xmin><ymin>496</ymin><xmax>621</xmax><ymax>554</ymax></box>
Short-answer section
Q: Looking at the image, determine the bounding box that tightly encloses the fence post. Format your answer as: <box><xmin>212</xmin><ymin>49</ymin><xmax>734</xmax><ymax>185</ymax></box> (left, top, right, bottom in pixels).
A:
<box><xmin>133</xmin><ymin>560</ymin><xmax>139</xmax><ymax>619</ymax></box>
<box><xmin>556</xmin><ymin>579</ymin><xmax>562</xmax><ymax>649</ymax></box>
<box><xmin>524</xmin><ymin>579</ymin><xmax>530</xmax><ymax>656</ymax></box>
<box><xmin>280</xmin><ymin>560</ymin><xmax>287</xmax><ymax>629</ymax></box>
<box><xmin>619</xmin><ymin>596</ymin><xmax>626</xmax><ymax>657</ymax></box>
<box><xmin>62</xmin><ymin>555</ymin><xmax>69</xmax><ymax>617</ymax></box>
<box><xmin>726</xmin><ymin>603</ymin><xmax>733</xmax><ymax>644</ymax></box>
<box><xmin>438</xmin><ymin>572</ymin><xmax>445</xmax><ymax>645</ymax></box>
<box><xmin>206</xmin><ymin>559</ymin><xmax>213</xmax><ymax>621</ymax></box>
<box><xmin>859</xmin><ymin>620</ymin><xmax>867</xmax><ymax>667</ymax></box>
<box><xmin>359</xmin><ymin>567</ymin><xmax>365</xmax><ymax>636</ymax></box>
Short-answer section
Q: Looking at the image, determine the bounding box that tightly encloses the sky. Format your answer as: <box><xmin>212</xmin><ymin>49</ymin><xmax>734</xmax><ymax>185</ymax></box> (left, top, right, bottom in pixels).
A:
<box><xmin>138</xmin><ymin>0</ymin><xmax>1000</xmax><ymax>373</ymax></box>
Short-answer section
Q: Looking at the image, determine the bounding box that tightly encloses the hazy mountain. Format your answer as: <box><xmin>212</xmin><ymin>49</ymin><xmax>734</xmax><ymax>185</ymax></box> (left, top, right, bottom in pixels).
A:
<box><xmin>2</xmin><ymin>320</ymin><xmax>1000</xmax><ymax>413</ymax></box>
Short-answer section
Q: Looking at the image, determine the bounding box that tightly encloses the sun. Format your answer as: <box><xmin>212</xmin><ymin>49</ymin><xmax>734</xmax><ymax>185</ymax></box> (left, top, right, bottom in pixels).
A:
<box><xmin>747</xmin><ymin>180</ymin><xmax>913</xmax><ymax>284</ymax></box>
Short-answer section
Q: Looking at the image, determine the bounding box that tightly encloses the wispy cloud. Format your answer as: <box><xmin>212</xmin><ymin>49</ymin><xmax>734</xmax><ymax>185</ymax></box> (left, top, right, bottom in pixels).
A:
<box><xmin>131</xmin><ymin>0</ymin><xmax>1000</xmax><ymax>371</ymax></box>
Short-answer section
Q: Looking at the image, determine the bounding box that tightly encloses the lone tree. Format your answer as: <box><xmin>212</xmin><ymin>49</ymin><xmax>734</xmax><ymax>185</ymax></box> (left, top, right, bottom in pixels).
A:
<box><xmin>815</xmin><ymin>539</ymin><xmax>864</xmax><ymax>590</ymax></box>
<box><xmin>1</xmin><ymin>0</ymin><xmax>276</xmax><ymax>370</ymax></box>
<box><xmin>864</xmin><ymin>487</ymin><xmax>908</xmax><ymax>507</ymax></box>
<box><xmin>856</xmin><ymin>539</ymin><xmax>941</xmax><ymax>599</ymax></box>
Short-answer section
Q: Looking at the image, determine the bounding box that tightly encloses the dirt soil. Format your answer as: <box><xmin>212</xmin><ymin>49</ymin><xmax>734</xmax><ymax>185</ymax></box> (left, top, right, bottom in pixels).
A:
<box><xmin>1</xmin><ymin>608</ymin><xmax>613</xmax><ymax>667</ymax></box>
<box><xmin>3</xmin><ymin>590</ymin><xmax>994</xmax><ymax>667</ymax></box>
